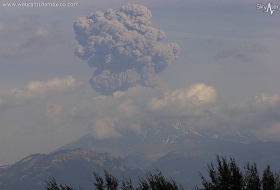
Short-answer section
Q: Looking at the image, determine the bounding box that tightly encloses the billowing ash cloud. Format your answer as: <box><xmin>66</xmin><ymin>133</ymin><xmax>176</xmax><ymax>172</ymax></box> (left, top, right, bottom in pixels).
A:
<box><xmin>73</xmin><ymin>4</ymin><xmax>180</xmax><ymax>95</ymax></box>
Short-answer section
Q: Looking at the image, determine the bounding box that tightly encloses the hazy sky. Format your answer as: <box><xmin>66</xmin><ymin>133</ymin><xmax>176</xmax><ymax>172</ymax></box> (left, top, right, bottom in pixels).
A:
<box><xmin>0</xmin><ymin>0</ymin><xmax>280</xmax><ymax>165</ymax></box>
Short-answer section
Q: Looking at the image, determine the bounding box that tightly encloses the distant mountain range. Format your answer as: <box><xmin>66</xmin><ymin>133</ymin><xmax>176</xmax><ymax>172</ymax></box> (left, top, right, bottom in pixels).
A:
<box><xmin>54</xmin><ymin>121</ymin><xmax>269</xmax><ymax>168</ymax></box>
<box><xmin>0</xmin><ymin>149</ymin><xmax>143</xmax><ymax>190</ymax></box>
<box><xmin>53</xmin><ymin>121</ymin><xmax>280</xmax><ymax>188</ymax></box>
<box><xmin>1</xmin><ymin>121</ymin><xmax>280</xmax><ymax>189</ymax></box>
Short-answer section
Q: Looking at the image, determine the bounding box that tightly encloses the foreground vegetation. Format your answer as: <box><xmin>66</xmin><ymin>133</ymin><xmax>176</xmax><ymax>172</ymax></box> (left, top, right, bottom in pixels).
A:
<box><xmin>45</xmin><ymin>156</ymin><xmax>280</xmax><ymax>190</ymax></box>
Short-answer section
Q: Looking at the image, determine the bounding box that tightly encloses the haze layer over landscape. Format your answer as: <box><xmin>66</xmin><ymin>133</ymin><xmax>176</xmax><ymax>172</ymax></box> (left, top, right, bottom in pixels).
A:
<box><xmin>0</xmin><ymin>0</ymin><xmax>280</xmax><ymax>166</ymax></box>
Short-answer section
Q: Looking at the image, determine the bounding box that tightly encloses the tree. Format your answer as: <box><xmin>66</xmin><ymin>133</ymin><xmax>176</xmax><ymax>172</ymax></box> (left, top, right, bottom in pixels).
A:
<box><xmin>196</xmin><ymin>156</ymin><xmax>280</xmax><ymax>190</ymax></box>
<box><xmin>262</xmin><ymin>165</ymin><xmax>280</xmax><ymax>190</ymax></box>
<box><xmin>121</xmin><ymin>177</ymin><xmax>134</xmax><ymax>190</ymax></box>
<box><xmin>93</xmin><ymin>172</ymin><xmax>105</xmax><ymax>190</ymax></box>
<box><xmin>93</xmin><ymin>170</ymin><xmax>119</xmax><ymax>190</ymax></box>
<box><xmin>244</xmin><ymin>163</ymin><xmax>261</xmax><ymax>190</ymax></box>
<box><xmin>45</xmin><ymin>177</ymin><xmax>78</xmax><ymax>190</ymax></box>
<box><xmin>137</xmin><ymin>170</ymin><xmax>183</xmax><ymax>190</ymax></box>
<box><xmin>45</xmin><ymin>157</ymin><xmax>280</xmax><ymax>190</ymax></box>
<box><xmin>196</xmin><ymin>156</ymin><xmax>243</xmax><ymax>190</ymax></box>
<box><xmin>45</xmin><ymin>170</ymin><xmax>182</xmax><ymax>190</ymax></box>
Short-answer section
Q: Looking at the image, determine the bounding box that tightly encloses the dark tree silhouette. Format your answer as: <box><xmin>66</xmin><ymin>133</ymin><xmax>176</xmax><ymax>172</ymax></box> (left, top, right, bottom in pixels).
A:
<box><xmin>45</xmin><ymin>170</ymin><xmax>182</xmax><ymax>190</ymax></box>
<box><xmin>196</xmin><ymin>156</ymin><xmax>243</xmax><ymax>190</ymax></box>
<box><xmin>196</xmin><ymin>156</ymin><xmax>280</xmax><ymax>190</ymax></box>
<box><xmin>45</xmin><ymin>156</ymin><xmax>280</xmax><ymax>190</ymax></box>
<box><xmin>262</xmin><ymin>165</ymin><xmax>280</xmax><ymax>190</ymax></box>
<box><xmin>93</xmin><ymin>170</ymin><xmax>119</xmax><ymax>190</ymax></box>
<box><xmin>244</xmin><ymin>163</ymin><xmax>261</xmax><ymax>190</ymax></box>
<box><xmin>45</xmin><ymin>177</ymin><xmax>77</xmax><ymax>190</ymax></box>
<box><xmin>137</xmin><ymin>170</ymin><xmax>183</xmax><ymax>190</ymax></box>
<box><xmin>121</xmin><ymin>177</ymin><xmax>134</xmax><ymax>190</ymax></box>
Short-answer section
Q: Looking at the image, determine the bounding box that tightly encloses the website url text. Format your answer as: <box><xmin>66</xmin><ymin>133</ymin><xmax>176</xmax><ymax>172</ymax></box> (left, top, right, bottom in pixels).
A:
<box><xmin>2</xmin><ymin>2</ymin><xmax>80</xmax><ymax>7</ymax></box>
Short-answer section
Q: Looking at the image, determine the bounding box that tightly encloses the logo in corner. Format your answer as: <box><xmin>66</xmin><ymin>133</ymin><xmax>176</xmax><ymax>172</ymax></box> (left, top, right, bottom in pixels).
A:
<box><xmin>256</xmin><ymin>3</ymin><xmax>279</xmax><ymax>15</ymax></box>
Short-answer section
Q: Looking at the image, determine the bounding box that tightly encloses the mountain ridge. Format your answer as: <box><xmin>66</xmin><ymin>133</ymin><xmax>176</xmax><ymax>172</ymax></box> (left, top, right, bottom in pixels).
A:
<box><xmin>1</xmin><ymin>122</ymin><xmax>279</xmax><ymax>189</ymax></box>
<box><xmin>0</xmin><ymin>148</ymin><xmax>143</xmax><ymax>190</ymax></box>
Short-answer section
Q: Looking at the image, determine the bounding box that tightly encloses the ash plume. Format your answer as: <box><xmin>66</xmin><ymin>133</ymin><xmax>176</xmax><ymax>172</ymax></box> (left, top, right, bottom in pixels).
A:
<box><xmin>73</xmin><ymin>4</ymin><xmax>180</xmax><ymax>95</ymax></box>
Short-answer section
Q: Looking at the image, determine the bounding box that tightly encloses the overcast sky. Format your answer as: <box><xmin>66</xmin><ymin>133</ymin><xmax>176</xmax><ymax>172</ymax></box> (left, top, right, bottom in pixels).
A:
<box><xmin>0</xmin><ymin>0</ymin><xmax>280</xmax><ymax>165</ymax></box>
